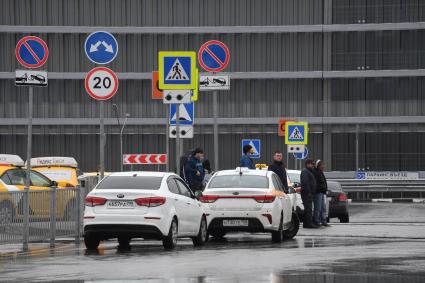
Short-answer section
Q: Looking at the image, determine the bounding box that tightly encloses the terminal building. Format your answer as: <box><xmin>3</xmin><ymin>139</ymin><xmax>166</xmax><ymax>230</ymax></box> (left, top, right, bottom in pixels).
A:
<box><xmin>0</xmin><ymin>0</ymin><xmax>424</xmax><ymax>172</ymax></box>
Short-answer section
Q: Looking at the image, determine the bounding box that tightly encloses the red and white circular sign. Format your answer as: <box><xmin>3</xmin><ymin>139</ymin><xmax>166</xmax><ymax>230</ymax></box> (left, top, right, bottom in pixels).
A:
<box><xmin>85</xmin><ymin>67</ymin><xmax>119</xmax><ymax>101</ymax></box>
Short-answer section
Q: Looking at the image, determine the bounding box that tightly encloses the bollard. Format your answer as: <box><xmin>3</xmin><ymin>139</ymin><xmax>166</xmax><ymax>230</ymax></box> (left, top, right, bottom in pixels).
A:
<box><xmin>23</xmin><ymin>186</ymin><xmax>29</xmax><ymax>252</ymax></box>
<box><xmin>75</xmin><ymin>186</ymin><xmax>81</xmax><ymax>245</ymax></box>
<box><xmin>50</xmin><ymin>185</ymin><xmax>57</xmax><ymax>248</ymax></box>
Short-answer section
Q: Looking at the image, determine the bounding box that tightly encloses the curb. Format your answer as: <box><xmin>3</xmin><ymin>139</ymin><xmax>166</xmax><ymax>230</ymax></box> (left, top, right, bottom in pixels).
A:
<box><xmin>347</xmin><ymin>199</ymin><xmax>425</xmax><ymax>203</ymax></box>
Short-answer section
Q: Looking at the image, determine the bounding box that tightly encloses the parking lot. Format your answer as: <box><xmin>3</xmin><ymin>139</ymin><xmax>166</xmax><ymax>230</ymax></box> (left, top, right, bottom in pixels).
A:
<box><xmin>1</xmin><ymin>202</ymin><xmax>424</xmax><ymax>282</ymax></box>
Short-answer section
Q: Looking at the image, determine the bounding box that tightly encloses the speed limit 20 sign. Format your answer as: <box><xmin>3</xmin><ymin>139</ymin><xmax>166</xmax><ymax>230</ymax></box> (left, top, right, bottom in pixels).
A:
<box><xmin>85</xmin><ymin>67</ymin><xmax>119</xmax><ymax>100</ymax></box>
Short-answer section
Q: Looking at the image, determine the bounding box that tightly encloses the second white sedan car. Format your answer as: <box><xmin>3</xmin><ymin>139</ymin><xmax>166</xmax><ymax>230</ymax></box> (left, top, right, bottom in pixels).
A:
<box><xmin>200</xmin><ymin>168</ymin><xmax>300</xmax><ymax>242</ymax></box>
<box><xmin>83</xmin><ymin>172</ymin><xmax>208</xmax><ymax>250</ymax></box>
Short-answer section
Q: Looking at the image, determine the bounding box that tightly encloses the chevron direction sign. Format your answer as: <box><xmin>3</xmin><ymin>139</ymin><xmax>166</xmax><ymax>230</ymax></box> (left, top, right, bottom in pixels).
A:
<box><xmin>123</xmin><ymin>154</ymin><xmax>167</xmax><ymax>165</ymax></box>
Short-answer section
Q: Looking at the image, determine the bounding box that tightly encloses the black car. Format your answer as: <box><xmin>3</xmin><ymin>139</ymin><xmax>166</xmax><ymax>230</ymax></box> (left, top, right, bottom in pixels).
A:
<box><xmin>327</xmin><ymin>181</ymin><xmax>349</xmax><ymax>223</ymax></box>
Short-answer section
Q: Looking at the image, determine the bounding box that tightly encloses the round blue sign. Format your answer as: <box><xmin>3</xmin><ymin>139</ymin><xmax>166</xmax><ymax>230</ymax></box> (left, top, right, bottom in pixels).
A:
<box><xmin>84</xmin><ymin>31</ymin><xmax>118</xmax><ymax>64</ymax></box>
<box><xmin>198</xmin><ymin>40</ymin><xmax>230</xmax><ymax>72</ymax></box>
<box><xmin>294</xmin><ymin>146</ymin><xmax>309</xmax><ymax>160</ymax></box>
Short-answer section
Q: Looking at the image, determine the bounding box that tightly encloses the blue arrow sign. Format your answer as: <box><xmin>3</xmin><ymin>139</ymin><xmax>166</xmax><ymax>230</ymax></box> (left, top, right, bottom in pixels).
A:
<box><xmin>169</xmin><ymin>103</ymin><xmax>194</xmax><ymax>126</ymax></box>
<box><xmin>241</xmin><ymin>139</ymin><xmax>261</xmax><ymax>159</ymax></box>
<box><xmin>84</xmin><ymin>31</ymin><xmax>118</xmax><ymax>64</ymax></box>
<box><xmin>294</xmin><ymin>146</ymin><xmax>308</xmax><ymax>160</ymax></box>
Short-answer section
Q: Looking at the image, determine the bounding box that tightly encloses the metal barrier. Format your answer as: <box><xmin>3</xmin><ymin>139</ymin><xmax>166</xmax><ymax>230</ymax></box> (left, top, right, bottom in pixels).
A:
<box><xmin>0</xmin><ymin>186</ymin><xmax>82</xmax><ymax>250</ymax></box>
<box><xmin>328</xmin><ymin>179</ymin><xmax>425</xmax><ymax>201</ymax></box>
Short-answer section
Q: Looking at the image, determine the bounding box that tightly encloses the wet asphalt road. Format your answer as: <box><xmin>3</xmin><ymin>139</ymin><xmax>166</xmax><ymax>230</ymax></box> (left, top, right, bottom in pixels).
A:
<box><xmin>1</xmin><ymin>203</ymin><xmax>425</xmax><ymax>282</ymax></box>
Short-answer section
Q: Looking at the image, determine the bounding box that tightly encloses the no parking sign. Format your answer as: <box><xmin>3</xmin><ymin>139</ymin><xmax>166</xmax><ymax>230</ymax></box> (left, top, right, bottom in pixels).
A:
<box><xmin>15</xmin><ymin>36</ymin><xmax>49</xmax><ymax>69</ymax></box>
<box><xmin>198</xmin><ymin>40</ymin><xmax>230</xmax><ymax>72</ymax></box>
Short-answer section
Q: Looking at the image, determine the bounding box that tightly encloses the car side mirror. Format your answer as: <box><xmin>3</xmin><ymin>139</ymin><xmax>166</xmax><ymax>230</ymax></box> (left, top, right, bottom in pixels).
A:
<box><xmin>194</xmin><ymin>191</ymin><xmax>203</xmax><ymax>200</ymax></box>
<box><xmin>51</xmin><ymin>181</ymin><xmax>58</xmax><ymax>187</ymax></box>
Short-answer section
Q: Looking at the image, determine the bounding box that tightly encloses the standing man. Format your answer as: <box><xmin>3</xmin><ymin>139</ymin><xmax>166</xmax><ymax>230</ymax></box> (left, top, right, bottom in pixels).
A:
<box><xmin>184</xmin><ymin>148</ymin><xmax>205</xmax><ymax>193</ymax></box>
<box><xmin>313</xmin><ymin>160</ymin><xmax>330</xmax><ymax>227</ymax></box>
<box><xmin>300</xmin><ymin>159</ymin><xmax>319</xmax><ymax>228</ymax></box>
<box><xmin>268</xmin><ymin>150</ymin><xmax>289</xmax><ymax>192</ymax></box>
<box><xmin>240</xmin><ymin>145</ymin><xmax>256</xmax><ymax>169</ymax></box>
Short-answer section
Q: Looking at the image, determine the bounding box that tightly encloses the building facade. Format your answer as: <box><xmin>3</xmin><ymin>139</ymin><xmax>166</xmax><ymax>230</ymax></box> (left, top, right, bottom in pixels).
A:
<box><xmin>0</xmin><ymin>0</ymin><xmax>424</xmax><ymax>172</ymax></box>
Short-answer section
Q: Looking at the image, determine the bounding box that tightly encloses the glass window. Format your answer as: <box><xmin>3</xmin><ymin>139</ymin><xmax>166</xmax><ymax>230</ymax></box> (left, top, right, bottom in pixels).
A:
<box><xmin>271</xmin><ymin>175</ymin><xmax>283</xmax><ymax>192</ymax></box>
<box><xmin>97</xmin><ymin>176</ymin><xmax>163</xmax><ymax>190</ymax></box>
<box><xmin>5</xmin><ymin>169</ymin><xmax>27</xmax><ymax>186</ymax></box>
<box><xmin>30</xmin><ymin>171</ymin><xmax>52</xmax><ymax>187</ymax></box>
<box><xmin>208</xmin><ymin>175</ymin><xmax>269</xmax><ymax>189</ymax></box>
<box><xmin>0</xmin><ymin>173</ymin><xmax>11</xmax><ymax>185</ymax></box>
<box><xmin>175</xmin><ymin>179</ymin><xmax>193</xmax><ymax>198</ymax></box>
<box><xmin>167</xmin><ymin>179</ymin><xmax>180</xmax><ymax>195</ymax></box>
<box><xmin>287</xmin><ymin>172</ymin><xmax>300</xmax><ymax>183</ymax></box>
<box><xmin>37</xmin><ymin>169</ymin><xmax>72</xmax><ymax>181</ymax></box>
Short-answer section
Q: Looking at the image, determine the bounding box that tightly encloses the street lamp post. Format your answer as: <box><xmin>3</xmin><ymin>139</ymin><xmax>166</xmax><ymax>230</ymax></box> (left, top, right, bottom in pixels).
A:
<box><xmin>112</xmin><ymin>104</ymin><xmax>130</xmax><ymax>172</ymax></box>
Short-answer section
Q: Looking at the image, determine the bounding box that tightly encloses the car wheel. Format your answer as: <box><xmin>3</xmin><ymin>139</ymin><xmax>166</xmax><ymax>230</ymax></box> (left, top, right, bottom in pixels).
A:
<box><xmin>339</xmin><ymin>214</ymin><xmax>349</xmax><ymax>223</ymax></box>
<box><xmin>84</xmin><ymin>235</ymin><xmax>100</xmax><ymax>250</ymax></box>
<box><xmin>271</xmin><ymin>215</ymin><xmax>283</xmax><ymax>243</ymax></box>
<box><xmin>0</xmin><ymin>201</ymin><xmax>14</xmax><ymax>225</ymax></box>
<box><xmin>192</xmin><ymin>216</ymin><xmax>208</xmax><ymax>247</ymax></box>
<box><xmin>163</xmin><ymin>218</ymin><xmax>178</xmax><ymax>250</ymax></box>
<box><xmin>209</xmin><ymin>230</ymin><xmax>226</xmax><ymax>239</ymax></box>
<box><xmin>118</xmin><ymin>237</ymin><xmax>131</xmax><ymax>248</ymax></box>
<box><xmin>283</xmin><ymin>212</ymin><xmax>300</xmax><ymax>239</ymax></box>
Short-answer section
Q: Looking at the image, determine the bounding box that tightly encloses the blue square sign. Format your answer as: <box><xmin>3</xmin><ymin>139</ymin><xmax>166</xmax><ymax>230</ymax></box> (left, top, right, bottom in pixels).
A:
<box><xmin>169</xmin><ymin>103</ymin><xmax>194</xmax><ymax>126</ymax></box>
<box><xmin>241</xmin><ymin>139</ymin><xmax>261</xmax><ymax>159</ymax></box>
<box><xmin>287</xmin><ymin>125</ymin><xmax>306</xmax><ymax>143</ymax></box>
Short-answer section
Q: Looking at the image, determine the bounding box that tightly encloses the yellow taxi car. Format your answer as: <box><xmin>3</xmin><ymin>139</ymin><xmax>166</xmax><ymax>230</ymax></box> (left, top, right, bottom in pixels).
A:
<box><xmin>29</xmin><ymin>157</ymin><xmax>81</xmax><ymax>188</ymax></box>
<box><xmin>0</xmin><ymin>154</ymin><xmax>78</xmax><ymax>223</ymax></box>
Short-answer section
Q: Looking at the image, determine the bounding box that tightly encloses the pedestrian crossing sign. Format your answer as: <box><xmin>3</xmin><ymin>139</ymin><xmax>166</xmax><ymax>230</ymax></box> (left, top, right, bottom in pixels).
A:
<box><xmin>285</xmin><ymin>121</ymin><xmax>308</xmax><ymax>145</ymax></box>
<box><xmin>158</xmin><ymin>51</ymin><xmax>197</xmax><ymax>90</ymax></box>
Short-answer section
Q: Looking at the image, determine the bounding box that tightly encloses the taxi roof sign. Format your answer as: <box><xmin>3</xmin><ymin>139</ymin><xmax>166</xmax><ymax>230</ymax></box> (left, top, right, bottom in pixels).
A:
<box><xmin>0</xmin><ymin>154</ymin><xmax>25</xmax><ymax>167</ymax></box>
<box><xmin>29</xmin><ymin>157</ymin><xmax>78</xmax><ymax>168</ymax></box>
<box><xmin>285</xmin><ymin>121</ymin><xmax>308</xmax><ymax>145</ymax></box>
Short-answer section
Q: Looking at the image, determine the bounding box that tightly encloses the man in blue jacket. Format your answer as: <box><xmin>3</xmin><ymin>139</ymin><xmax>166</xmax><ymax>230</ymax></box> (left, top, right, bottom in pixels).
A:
<box><xmin>184</xmin><ymin>148</ymin><xmax>205</xmax><ymax>193</ymax></box>
<box><xmin>240</xmin><ymin>144</ymin><xmax>256</xmax><ymax>169</ymax></box>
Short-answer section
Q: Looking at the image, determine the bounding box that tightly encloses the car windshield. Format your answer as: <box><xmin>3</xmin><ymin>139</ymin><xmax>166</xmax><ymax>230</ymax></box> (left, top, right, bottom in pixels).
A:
<box><xmin>208</xmin><ymin>175</ymin><xmax>269</xmax><ymax>188</ymax></box>
<box><xmin>287</xmin><ymin>172</ymin><xmax>300</xmax><ymax>183</ymax></box>
<box><xmin>37</xmin><ymin>169</ymin><xmax>73</xmax><ymax>181</ymax></box>
<box><xmin>96</xmin><ymin>176</ymin><xmax>163</xmax><ymax>190</ymax></box>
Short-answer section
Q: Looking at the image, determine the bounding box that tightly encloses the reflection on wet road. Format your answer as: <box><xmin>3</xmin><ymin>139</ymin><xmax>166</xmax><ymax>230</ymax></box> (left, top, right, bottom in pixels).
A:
<box><xmin>0</xmin><ymin>203</ymin><xmax>424</xmax><ymax>282</ymax></box>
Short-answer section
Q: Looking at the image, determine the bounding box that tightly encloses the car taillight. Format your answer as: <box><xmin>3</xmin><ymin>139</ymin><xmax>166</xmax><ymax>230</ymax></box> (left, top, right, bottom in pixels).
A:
<box><xmin>338</xmin><ymin>194</ymin><xmax>347</xmax><ymax>202</ymax></box>
<box><xmin>295</xmin><ymin>187</ymin><xmax>301</xmax><ymax>193</ymax></box>
<box><xmin>200</xmin><ymin>195</ymin><xmax>219</xmax><ymax>203</ymax></box>
<box><xmin>253</xmin><ymin>195</ymin><xmax>276</xmax><ymax>203</ymax></box>
<box><xmin>135</xmin><ymin>197</ymin><xmax>166</xmax><ymax>207</ymax></box>
<box><xmin>85</xmin><ymin>196</ymin><xmax>107</xmax><ymax>207</ymax></box>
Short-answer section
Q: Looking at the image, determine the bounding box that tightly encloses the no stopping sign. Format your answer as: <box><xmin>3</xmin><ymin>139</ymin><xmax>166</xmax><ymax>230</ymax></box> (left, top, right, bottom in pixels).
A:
<box><xmin>85</xmin><ymin>67</ymin><xmax>119</xmax><ymax>100</ymax></box>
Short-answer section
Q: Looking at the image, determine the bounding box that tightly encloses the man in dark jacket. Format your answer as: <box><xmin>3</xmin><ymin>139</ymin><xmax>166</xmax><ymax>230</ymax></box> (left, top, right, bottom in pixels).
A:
<box><xmin>240</xmin><ymin>144</ymin><xmax>256</xmax><ymax>169</ymax></box>
<box><xmin>300</xmin><ymin>159</ymin><xmax>319</xmax><ymax>228</ymax></box>
<box><xmin>184</xmin><ymin>148</ymin><xmax>205</xmax><ymax>193</ymax></box>
<box><xmin>268</xmin><ymin>150</ymin><xmax>289</xmax><ymax>192</ymax></box>
<box><xmin>313</xmin><ymin>160</ymin><xmax>330</xmax><ymax>226</ymax></box>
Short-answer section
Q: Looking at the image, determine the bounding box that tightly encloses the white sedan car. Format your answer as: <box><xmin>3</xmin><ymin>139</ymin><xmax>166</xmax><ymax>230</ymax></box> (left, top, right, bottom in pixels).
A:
<box><xmin>83</xmin><ymin>172</ymin><xmax>208</xmax><ymax>250</ymax></box>
<box><xmin>201</xmin><ymin>168</ymin><xmax>300</xmax><ymax>242</ymax></box>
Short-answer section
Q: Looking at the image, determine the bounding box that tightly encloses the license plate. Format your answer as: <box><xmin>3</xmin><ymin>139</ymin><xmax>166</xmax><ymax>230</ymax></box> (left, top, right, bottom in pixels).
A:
<box><xmin>107</xmin><ymin>200</ymin><xmax>135</xmax><ymax>209</ymax></box>
<box><xmin>223</xmin><ymin>220</ymin><xmax>249</xmax><ymax>227</ymax></box>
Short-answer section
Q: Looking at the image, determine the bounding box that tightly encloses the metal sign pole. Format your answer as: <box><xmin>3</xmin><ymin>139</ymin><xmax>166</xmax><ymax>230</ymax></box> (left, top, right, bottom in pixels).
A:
<box><xmin>23</xmin><ymin>86</ymin><xmax>33</xmax><ymax>252</ymax></box>
<box><xmin>166</xmin><ymin>109</ymin><xmax>170</xmax><ymax>172</ymax></box>
<box><xmin>176</xmin><ymin>104</ymin><xmax>180</xmax><ymax>174</ymax></box>
<box><xmin>213</xmin><ymin>90</ymin><xmax>219</xmax><ymax>171</ymax></box>
<box><xmin>99</xmin><ymin>101</ymin><xmax>105</xmax><ymax>180</ymax></box>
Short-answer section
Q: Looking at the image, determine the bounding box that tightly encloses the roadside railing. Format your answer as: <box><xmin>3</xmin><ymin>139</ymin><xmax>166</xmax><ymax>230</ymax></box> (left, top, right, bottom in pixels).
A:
<box><xmin>0</xmin><ymin>186</ymin><xmax>84</xmax><ymax>251</ymax></box>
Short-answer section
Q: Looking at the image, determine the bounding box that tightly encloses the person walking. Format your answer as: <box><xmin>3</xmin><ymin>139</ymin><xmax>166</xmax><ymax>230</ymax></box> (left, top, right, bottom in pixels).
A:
<box><xmin>184</xmin><ymin>148</ymin><xmax>205</xmax><ymax>193</ymax></box>
<box><xmin>268</xmin><ymin>150</ymin><xmax>289</xmax><ymax>192</ymax></box>
<box><xmin>313</xmin><ymin>160</ymin><xmax>330</xmax><ymax>227</ymax></box>
<box><xmin>240</xmin><ymin>144</ymin><xmax>256</xmax><ymax>169</ymax></box>
<box><xmin>300</xmin><ymin>159</ymin><xmax>319</xmax><ymax>228</ymax></box>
